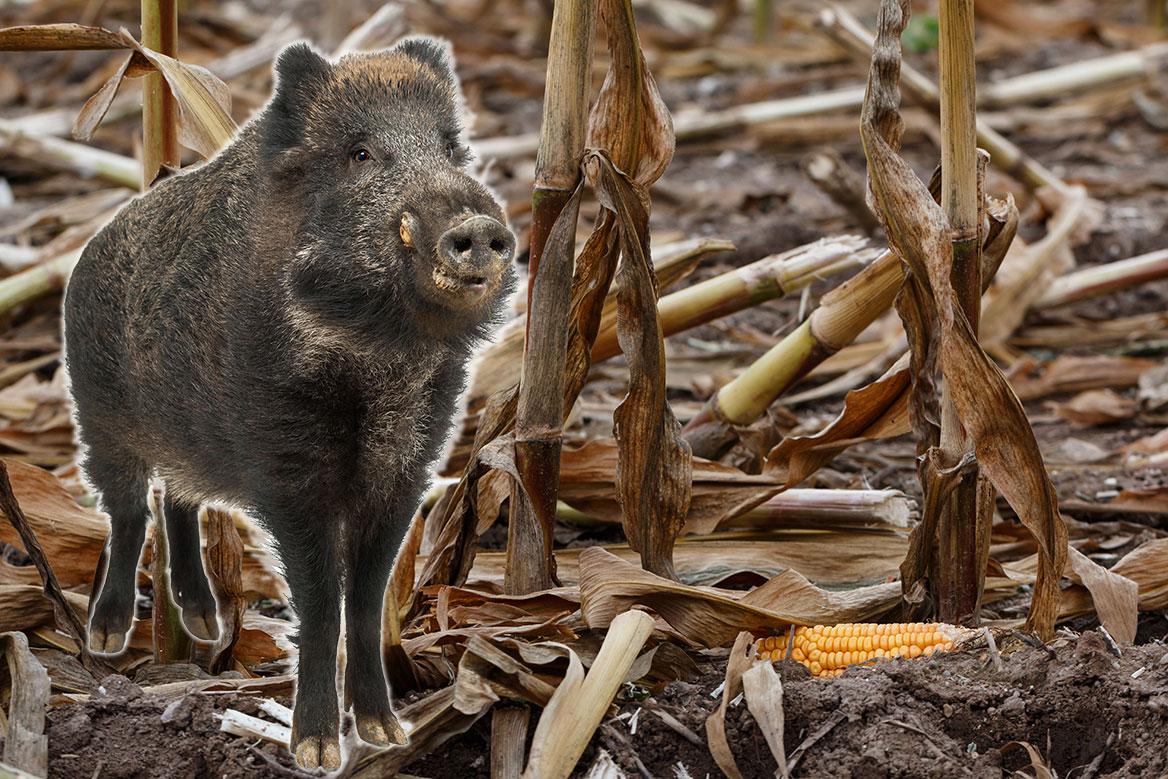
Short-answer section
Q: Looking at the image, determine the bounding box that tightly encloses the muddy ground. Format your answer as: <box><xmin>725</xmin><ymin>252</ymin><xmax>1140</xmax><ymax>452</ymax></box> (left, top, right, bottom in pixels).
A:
<box><xmin>40</xmin><ymin>629</ymin><xmax>1168</xmax><ymax>778</ymax></box>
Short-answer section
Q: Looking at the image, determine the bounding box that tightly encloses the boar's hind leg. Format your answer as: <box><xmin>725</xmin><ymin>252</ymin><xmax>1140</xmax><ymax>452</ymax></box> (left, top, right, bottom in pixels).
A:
<box><xmin>162</xmin><ymin>496</ymin><xmax>220</xmax><ymax>641</ymax></box>
<box><xmin>268</xmin><ymin>513</ymin><xmax>343</xmax><ymax>772</ymax></box>
<box><xmin>343</xmin><ymin>515</ymin><xmax>409</xmax><ymax>747</ymax></box>
<box><xmin>86</xmin><ymin>448</ymin><xmax>150</xmax><ymax>654</ymax></box>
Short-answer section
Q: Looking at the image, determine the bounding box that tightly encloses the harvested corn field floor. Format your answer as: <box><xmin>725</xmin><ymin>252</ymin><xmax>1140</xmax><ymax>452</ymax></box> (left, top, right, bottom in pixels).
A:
<box><xmin>4</xmin><ymin>0</ymin><xmax>1168</xmax><ymax>775</ymax></box>
<box><xmin>404</xmin><ymin>630</ymin><xmax>1168</xmax><ymax>779</ymax></box>
<box><xmin>38</xmin><ymin>631</ymin><xmax>1168</xmax><ymax>778</ymax></box>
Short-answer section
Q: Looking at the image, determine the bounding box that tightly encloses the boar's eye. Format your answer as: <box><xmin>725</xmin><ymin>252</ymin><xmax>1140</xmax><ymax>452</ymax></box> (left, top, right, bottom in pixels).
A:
<box><xmin>352</xmin><ymin>149</ymin><xmax>372</xmax><ymax>163</ymax></box>
<box><xmin>443</xmin><ymin>143</ymin><xmax>455</xmax><ymax>159</ymax></box>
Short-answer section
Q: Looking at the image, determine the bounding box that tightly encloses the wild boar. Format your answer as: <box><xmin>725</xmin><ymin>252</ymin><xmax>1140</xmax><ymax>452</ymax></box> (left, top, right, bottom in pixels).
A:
<box><xmin>63</xmin><ymin>37</ymin><xmax>516</xmax><ymax>770</ymax></box>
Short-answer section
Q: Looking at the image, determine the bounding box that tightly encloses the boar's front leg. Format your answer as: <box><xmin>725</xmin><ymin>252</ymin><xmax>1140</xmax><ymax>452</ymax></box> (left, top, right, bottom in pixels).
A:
<box><xmin>342</xmin><ymin>511</ymin><xmax>411</xmax><ymax>747</ymax></box>
<box><xmin>86</xmin><ymin>447</ymin><xmax>151</xmax><ymax>654</ymax></box>
<box><xmin>264</xmin><ymin>499</ymin><xmax>344</xmax><ymax>771</ymax></box>
<box><xmin>162</xmin><ymin>496</ymin><xmax>220</xmax><ymax>641</ymax></box>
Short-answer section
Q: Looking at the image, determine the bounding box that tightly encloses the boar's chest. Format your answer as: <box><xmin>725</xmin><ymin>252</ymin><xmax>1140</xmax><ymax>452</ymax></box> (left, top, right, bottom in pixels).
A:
<box><xmin>350</xmin><ymin>347</ymin><xmax>451</xmax><ymax>497</ymax></box>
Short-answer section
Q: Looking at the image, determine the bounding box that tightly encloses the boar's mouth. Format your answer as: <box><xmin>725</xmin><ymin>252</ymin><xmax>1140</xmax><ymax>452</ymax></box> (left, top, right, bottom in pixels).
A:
<box><xmin>401</xmin><ymin>212</ymin><xmax>514</xmax><ymax>305</ymax></box>
<box><xmin>431</xmin><ymin>266</ymin><xmax>488</xmax><ymax>294</ymax></box>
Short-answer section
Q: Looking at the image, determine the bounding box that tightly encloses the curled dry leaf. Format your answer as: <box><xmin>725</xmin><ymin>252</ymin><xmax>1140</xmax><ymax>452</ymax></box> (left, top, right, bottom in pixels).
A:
<box><xmin>742</xmin><ymin>660</ymin><xmax>790</xmax><ymax>778</ymax></box>
<box><xmin>416</xmin><ymin>431</ymin><xmax>522</xmax><ymax>594</ymax></box>
<box><xmin>577</xmin><ymin>547</ymin><xmax>898</xmax><ymax>647</ymax></box>
<box><xmin>585</xmin><ymin>0</ymin><xmax>675</xmax><ymax>185</ymax></box>
<box><xmin>859</xmin><ymin>0</ymin><xmax>1067</xmax><ymax>637</ymax></box>
<box><xmin>69</xmin><ymin>28</ymin><xmax>235</xmax><ymax>161</ymax></box>
<box><xmin>205</xmin><ymin>506</ymin><xmax>247</xmax><ymax>673</ymax></box>
<box><xmin>1059</xmin><ymin>538</ymin><xmax>1168</xmax><ymax>617</ymax></box>
<box><xmin>115</xmin><ymin>30</ymin><xmax>236</xmax><ymax>160</ymax></box>
<box><xmin>588</xmin><ymin>151</ymin><xmax>692</xmax><ymax>581</ymax></box>
<box><xmin>704</xmin><ymin>631</ymin><xmax>755</xmax><ymax>779</ymax></box>
<box><xmin>0</xmin><ymin>631</ymin><xmax>51</xmax><ymax>776</ymax></box>
<box><xmin>74</xmin><ymin>52</ymin><xmax>137</xmax><ymax>141</ymax></box>
<box><xmin>765</xmin><ymin>353</ymin><xmax>912</xmax><ymax>485</ymax></box>
<box><xmin>1000</xmin><ymin>741</ymin><xmax>1056</xmax><ymax>779</ymax></box>
<box><xmin>1065</xmin><ymin>546</ymin><xmax>1138</xmax><ymax>643</ymax></box>
<box><xmin>347</xmin><ymin>652</ymin><xmax>499</xmax><ymax>778</ymax></box>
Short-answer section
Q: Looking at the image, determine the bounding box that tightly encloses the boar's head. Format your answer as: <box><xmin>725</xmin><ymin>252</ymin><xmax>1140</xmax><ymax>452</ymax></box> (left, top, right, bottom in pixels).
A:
<box><xmin>259</xmin><ymin>38</ymin><xmax>516</xmax><ymax>340</ymax></box>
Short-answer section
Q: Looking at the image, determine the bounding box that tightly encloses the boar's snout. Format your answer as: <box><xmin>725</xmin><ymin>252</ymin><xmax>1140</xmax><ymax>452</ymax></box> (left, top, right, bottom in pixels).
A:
<box><xmin>431</xmin><ymin>214</ymin><xmax>515</xmax><ymax>298</ymax></box>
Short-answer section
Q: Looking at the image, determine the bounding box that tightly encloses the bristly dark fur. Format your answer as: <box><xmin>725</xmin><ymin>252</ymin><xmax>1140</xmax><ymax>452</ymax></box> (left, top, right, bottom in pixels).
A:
<box><xmin>63</xmin><ymin>37</ymin><xmax>515</xmax><ymax>769</ymax></box>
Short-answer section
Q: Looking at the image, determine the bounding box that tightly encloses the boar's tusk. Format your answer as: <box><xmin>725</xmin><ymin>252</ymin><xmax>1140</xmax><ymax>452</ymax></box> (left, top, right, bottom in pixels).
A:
<box><xmin>400</xmin><ymin>214</ymin><xmax>415</xmax><ymax>248</ymax></box>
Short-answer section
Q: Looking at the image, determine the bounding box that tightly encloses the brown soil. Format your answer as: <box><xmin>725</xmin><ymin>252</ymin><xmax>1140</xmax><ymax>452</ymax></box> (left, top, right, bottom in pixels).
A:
<box><xmin>403</xmin><ymin>631</ymin><xmax>1168</xmax><ymax>779</ymax></box>
<box><xmin>45</xmin><ymin>676</ymin><xmax>305</xmax><ymax>779</ymax></box>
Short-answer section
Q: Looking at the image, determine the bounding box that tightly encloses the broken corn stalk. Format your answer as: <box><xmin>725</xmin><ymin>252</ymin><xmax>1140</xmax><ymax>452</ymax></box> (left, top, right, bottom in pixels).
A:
<box><xmin>755</xmin><ymin>622</ymin><xmax>976</xmax><ymax>677</ymax></box>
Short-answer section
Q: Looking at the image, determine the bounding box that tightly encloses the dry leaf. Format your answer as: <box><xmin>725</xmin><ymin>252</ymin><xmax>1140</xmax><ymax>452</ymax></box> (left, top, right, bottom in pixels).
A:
<box><xmin>859</xmin><ymin>0</ymin><xmax>1066</xmax><ymax>637</ymax></box>
<box><xmin>578</xmin><ymin>547</ymin><xmax>898</xmax><ymax>646</ymax></box>
<box><xmin>0</xmin><ymin>631</ymin><xmax>50</xmax><ymax>776</ymax></box>
<box><xmin>1010</xmin><ymin>355</ymin><xmax>1158</xmax><ymax>400</ymax></box>
<box><xmin>347</xmin><ymin>655</ymin><xmax>499</xmax><ymax>778</ymax></box>
<box><xmin>589</xmin><ymin>151</ymin><xmax>692</xmax><ymax>580</ymax></box>
<box><xmin>524</xmin><ymin>610</ymin><xmax>654</xmax><ymax>779</ymax></box>
<box><xmin>765</xmin><ymin>353</ymin><xmax>911</xmax><ymax>485</ymax></box>
<box><xmin>742</xmin><ymin>660</ymin><xmax>790</xmax><ymax>778</ymax></box>
<box><xmin>115</xmin><ymin>30</ymin><xmax>236</xmax><ymax>160</ymax></box>
<box><xmin>557</xmin><ymin>438</ymin><xmax>780</xmax><ymax>534</ymax></box>
<box><xmin>1059</xmin><ymin>538</ymin><xmax>1168</xmax><ymax>616</ymax></box>
<box><xmin>585</xmin><ymin>0</ymin><xmax>675</xmax><ymax>185</ymax></box>
<box><xmin>1053</xmin><ymin>388</ymin><xmax>1138</xmax><ymax>426</ymax></box>
<box><xmin>0</xmin><ymin>459</ymin><xmax>105</xmax><ymax>590</ymax></box>
<box><xmin>452</xmin><ymin>531</ymin><xmax>909</xmax><ymax>592</ymax></box>
<box><xmin>1000</xmin><ymin>741</ymin><xmax>1055</xmax><ymax>779</ymax></box>
<box><xmin>1064</xmin><ymin>546</ymin><xmax>1138</xmax><ymax>643</ymax></box>
<box><xmin>74</xmin><ymin>52</ymin><xmax>136</xmax><ymax>141</ymax></box>
<box><xmin>704</xmin><ymin>631</ymin><xmax>754</xmax><ymax>779</ymax></box>
<box><xmin>1111</xmin><ymin>486</ymin><xmax>1168</xmax><ymax>515</ymax></box>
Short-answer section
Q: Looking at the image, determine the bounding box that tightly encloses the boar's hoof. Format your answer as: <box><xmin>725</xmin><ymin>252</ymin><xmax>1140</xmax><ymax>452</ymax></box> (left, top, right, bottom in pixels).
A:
<box><xmin>355</xmin><ymin>709</ymin><xmax>408</xmax><ymax>747</ymax></box>
<box><xmin>293</xmin><ymin>734</ymin><xmax>342</xmax><ymax>772</ymax></box>
<box><xmin>88</xmin><ymin>610</ymin><xmax>130</xmax><ymax>654</ymax></box>
<box><xmin>179</xmin><ymin>601</ymin><xmax>220</xmax><ymax>642</ymax></box>
<box><xmin>88</xmin><ymin>626</ymin><xmax>127</xmax><ymax>654</ymax></box>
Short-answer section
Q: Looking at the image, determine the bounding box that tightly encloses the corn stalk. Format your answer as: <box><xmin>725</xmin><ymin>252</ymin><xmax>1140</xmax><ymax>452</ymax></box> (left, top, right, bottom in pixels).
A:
<box><xmin>140</xmin><ymin>0</ymin><xmax>180</xmax><ymax>188</ymax></box>
<box><xmin>933</xmin><ymin>0</ymin><xmax>986</xmax><ymax>626</ymax></box>
<box><xmin>861</xmin><ymin>0</ymin><xmax>1066</xmax><ymax>639</ymax></box>
<box><xmin>509</xmin><ymin>0</ymin><xmax>598</xmax><ymax>595</ymax></box>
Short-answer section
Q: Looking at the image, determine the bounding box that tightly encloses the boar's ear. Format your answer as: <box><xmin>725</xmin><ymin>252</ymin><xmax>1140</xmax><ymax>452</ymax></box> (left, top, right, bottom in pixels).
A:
<box><xmin>394</xmin><ymin>36</ymin><xmax>456</xmax><ymax>85</ymax></box>
<box><xmin>262</xmin><ymin>43</ymin><xmax>331</xmax><ymax>166</ymax></box>
<box><xmin>275</xmin><ymin>42</ymin><xmax>331</xmax><ymax>91</ymax></box>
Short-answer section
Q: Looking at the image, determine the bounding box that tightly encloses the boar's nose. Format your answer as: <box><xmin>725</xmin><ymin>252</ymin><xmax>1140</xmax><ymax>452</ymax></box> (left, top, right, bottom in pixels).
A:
<box><xmin>437</xmin><ymin>215</ymin><xmax>515</xmax><ymax>276</ymax></box>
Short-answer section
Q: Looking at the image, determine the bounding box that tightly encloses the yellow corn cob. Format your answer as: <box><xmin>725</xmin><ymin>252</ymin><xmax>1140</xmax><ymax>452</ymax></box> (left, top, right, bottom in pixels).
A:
<box><xmin>754</xmin><ymin>623</ymin><xmax>975</xmax><ymax>678</ymax></box>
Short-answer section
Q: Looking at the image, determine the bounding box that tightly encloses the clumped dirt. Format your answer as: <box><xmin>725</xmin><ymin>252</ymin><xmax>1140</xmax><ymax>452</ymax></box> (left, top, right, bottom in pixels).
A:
<box><xmin>45</xmin><ymin>676</ymin><xmax>303</xmax><ymax>779</ymax></box>
<box><xmin>402</xmin><ymin>631</ymin><xmax>1168</xmax><ymax>779</ymax></box>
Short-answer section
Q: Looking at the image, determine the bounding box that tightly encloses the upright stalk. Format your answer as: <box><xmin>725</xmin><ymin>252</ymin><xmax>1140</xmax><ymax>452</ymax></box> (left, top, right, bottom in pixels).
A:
<box><xmin>936</xmin><ymin>0</ymin><xmax>983</xmax><ymax>626</ymax></box>
<box><xmin>150</xmin><ymin>488</ymin><xmax>192</xmax><ymax>663</ymax></box>
<box><xmin>140</xmin><ymin>0</ymin><xmax>179</xmax><ymax>188</ymax></box>
<box><xmin>527</xmin><ymin>0</ymin><xmax>597</xmax><ymax>305</ymax></box>
<box><xmin>509</xmin><ymin>0</ymin><xmax>598</xmax><ymax>595</ymax></box>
